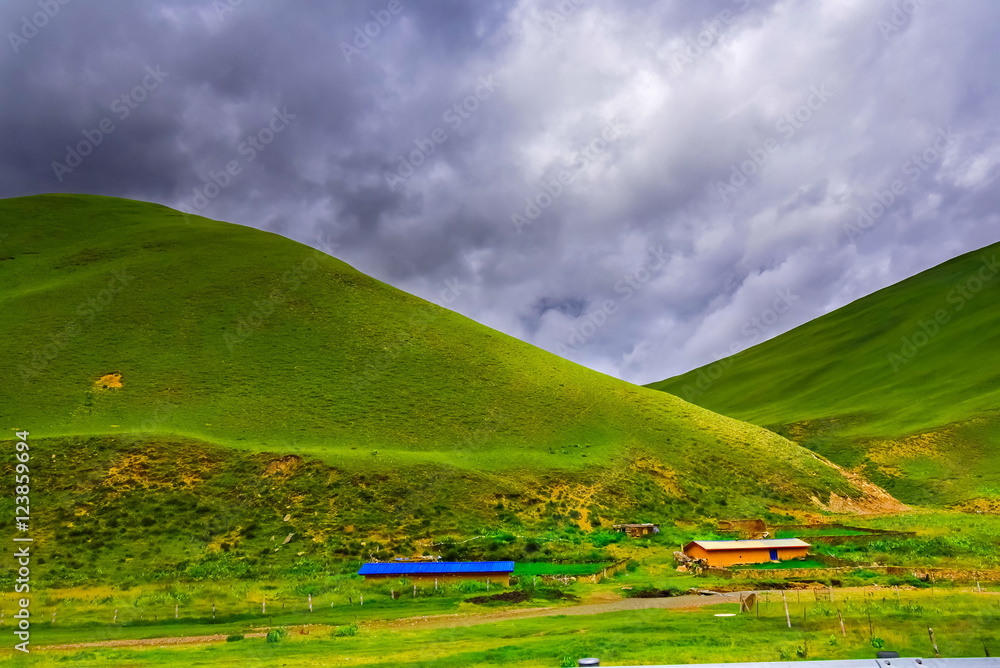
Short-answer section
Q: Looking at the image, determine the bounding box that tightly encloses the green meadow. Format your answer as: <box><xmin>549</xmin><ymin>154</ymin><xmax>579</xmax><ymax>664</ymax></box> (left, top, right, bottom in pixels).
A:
<box><xmin>3</xmin><ymin>588</ymin><xmax>997</xmax><ymax>667</ymax></box>
<box><xmin>649</xmin><ymin>240</ymin><xmax>1000</xmax><ymax>506</ymax></box>
<box><xmin>2</xmin><ymin>194</ymin><xmax>999</xmax><ymax>665</ymax></box>
<box><xmin>0</xmin><ymin>194</ymin><xmax>888</xmax><ymax>564</ymax></box>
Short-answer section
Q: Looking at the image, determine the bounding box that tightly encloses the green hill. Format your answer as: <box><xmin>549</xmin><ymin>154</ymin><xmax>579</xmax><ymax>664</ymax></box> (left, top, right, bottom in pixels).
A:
<box><xmin>0</xmin><ymin>194</ymin><xmax>898</xmax><ymax>585</ymax></box>
<box><xmin>649</xmin><ymin>242</ymin><xmax>1000</xmax><ymax>508</ymax></box>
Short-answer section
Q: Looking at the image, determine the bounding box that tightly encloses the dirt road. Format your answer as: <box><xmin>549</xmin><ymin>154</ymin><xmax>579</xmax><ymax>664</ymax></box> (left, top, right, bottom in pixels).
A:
<box><xmin>37</xmin><ymin>592</ymin><xmax>746</xmax><ymax>650</ymax></box>
<box><xmin>375</xmin><ymin>591</ymin><xmax>749</xmax><ymax>630</ymax></box>
<box><xmin>40</xmin><ymin>631</ymin><xmax>268</xmax><ymax>651</ymax></box>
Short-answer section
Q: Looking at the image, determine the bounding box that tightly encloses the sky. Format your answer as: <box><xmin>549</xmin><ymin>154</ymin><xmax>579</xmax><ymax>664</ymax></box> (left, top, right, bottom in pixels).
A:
<box><xmin>2</xmin><ymin>0</ymin><xmax>998</xmax><ymax>384</ymax></box>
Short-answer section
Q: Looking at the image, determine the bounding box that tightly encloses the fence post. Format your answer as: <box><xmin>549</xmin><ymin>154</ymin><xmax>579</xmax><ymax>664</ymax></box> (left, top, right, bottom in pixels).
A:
<box><xmin>928</xmin><ymin>627</ymin><xmax>941</xmax><ymax>658</ymax></box>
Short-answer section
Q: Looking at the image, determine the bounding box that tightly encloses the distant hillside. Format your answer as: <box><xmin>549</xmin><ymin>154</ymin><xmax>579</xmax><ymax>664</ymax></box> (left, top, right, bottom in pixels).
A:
<box><xmin>0</xmin><ymin>195</ymin><xmax>899</xmax><ymax>583</ymax></box>
<box><xmin>649</xmin><ymin>242</ymin><xmax>1000</xmax><ymax>508</ymax></box>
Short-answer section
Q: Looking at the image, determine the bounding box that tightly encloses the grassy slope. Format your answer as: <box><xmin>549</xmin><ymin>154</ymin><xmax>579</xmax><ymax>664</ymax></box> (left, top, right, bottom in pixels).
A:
<box><xmin>648</xmin><ymin>241</ymin><xmax>1000</xmax><ymax>506</ymax></box>
<box><xmin>0</xmin><ymin>194</ymin><xmax>861</xmax><ymax>492</ymax></box>
<box><xmin>0</xmin><ymin>194</ymin><xmax>896</xmax><ymax>584</ymax></box>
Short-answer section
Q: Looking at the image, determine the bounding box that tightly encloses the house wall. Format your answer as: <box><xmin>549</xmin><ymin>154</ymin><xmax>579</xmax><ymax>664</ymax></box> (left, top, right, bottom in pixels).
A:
<box><xmin>684</xmin><ymin>545</ymin><xmax>808</xmax><ymax>567</ymax></box>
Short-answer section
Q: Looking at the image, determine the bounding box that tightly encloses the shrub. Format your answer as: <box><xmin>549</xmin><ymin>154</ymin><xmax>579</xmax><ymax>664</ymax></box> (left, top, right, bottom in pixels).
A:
<box><xmin>266</xmin><ymin>627</ymin><xmax>287</xmax><ymax>643</ymax></box>
<box><xmin>335</xmin><ymin>623</ymin><xmax>359</xmax><ymax>637</ymax></box>
<box><xmin>226</xmin><ymin>634</ymin><xmax>244</xmax><ymax>642</ymax></box>
<box><xmin>623</xmin><ymin>586</ymin><xmax>684</xmax><ymax>599</ymax></box>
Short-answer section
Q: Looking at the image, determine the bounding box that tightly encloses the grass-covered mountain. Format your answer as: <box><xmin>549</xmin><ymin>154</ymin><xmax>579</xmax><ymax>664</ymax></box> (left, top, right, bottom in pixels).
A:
<box><xmin>0</xmin><ymin>194</ymin><xmax>898</xmax><ymax>584</ymax></box>
<box><xmin>649</xmin><ymin>242</ymin><xmax>1000</xmax><ymax>509</ymax></box>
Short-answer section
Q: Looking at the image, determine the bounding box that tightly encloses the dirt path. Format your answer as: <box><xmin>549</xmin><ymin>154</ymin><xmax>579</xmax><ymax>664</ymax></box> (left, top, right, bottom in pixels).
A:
<box><xmin>41</xmin><ymin>631</ymin><xmax>268</xmax><ymax>650</ymax></box>
<box><xmin>373</xmin><ymin>591</ymin><xmax>750</xmax><ymax>630</ymax></box>
<box><xmin>36</xmin><ymin>592</ymin><xmax>744</xmax><ymax>650</ymax></box>
<box><xmin>42</xmin><ymin>587</ymin><xmax>989</xmax><ymax>651</ymax></box>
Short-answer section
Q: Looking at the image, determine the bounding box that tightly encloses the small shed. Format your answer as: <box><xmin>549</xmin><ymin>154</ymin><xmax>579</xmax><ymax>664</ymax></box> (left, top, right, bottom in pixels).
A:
<box><xmin>357</xmin><ymin>561</ymin><xmax>514</xmax><ymax>585</ymax></box>
<box><xmin>613</xmin><ymin>523</ymin><xmax>660</xmax><ymax>538</ymax></box>
<box><xmin>683</xmin><ymin>538</ymin><xmax>810</xmax><ymax>567</ymax></box>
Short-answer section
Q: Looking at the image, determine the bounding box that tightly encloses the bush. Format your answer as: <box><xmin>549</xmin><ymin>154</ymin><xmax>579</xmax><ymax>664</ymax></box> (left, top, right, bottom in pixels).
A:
<box><xmin>226</xmin><ymin>634</ymin><xmax>244</xmax><ymax>642</ymax></box>
<box><xmin>622</xmin><ymin>586</ymin><xmax>684</xmax><ymax>599</ymax></box>
<box><xmin>335</xmin><ymin>623</ymin><xmax>359</xmax><ymax>637</ymax></box>
<box><xmin>266</xmin><ymin>627</ymin><xmax>287</xmax><ymax>643</ymax></box>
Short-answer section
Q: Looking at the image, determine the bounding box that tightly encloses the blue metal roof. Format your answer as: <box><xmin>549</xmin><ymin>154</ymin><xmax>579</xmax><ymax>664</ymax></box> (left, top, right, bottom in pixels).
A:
<box><xmin>357</xmin><ymin>561</ymin><xmax>514</xmax><ymax>576</ymax></box>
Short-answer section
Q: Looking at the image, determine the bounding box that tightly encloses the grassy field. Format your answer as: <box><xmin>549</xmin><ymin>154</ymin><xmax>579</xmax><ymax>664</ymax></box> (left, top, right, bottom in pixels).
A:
<box><xmin>0</xmin><ymin>193</ymin><xmax>901</xmax><ymax>589</ymax></box>
<box><xmin>0</xmin><ymin>512</ymin><xmax>996</xmax><ymax>665</ymax></box>
<box><xmin>819</xmin><ymin>511</ymin><xmax>1000</xmax><ymax>569</ymax></box>
<box><xmin>2</xmin><ymin>194</ymin><xmax>996</xmax><ymax>664</ymax></box>
<box><xmin>3</xmin><ymin>588</ymin><xmax>996</xmax><ymax>666</ymax></box>
<box><xmin>512</xmin><ymin>563</ymin><xmax>606</xmax><ymax>577</ymax></box>
<box><xmin>648</xmin><ymin>240</ymin><xmax>1000</xmax><ymax>506</ymax></box>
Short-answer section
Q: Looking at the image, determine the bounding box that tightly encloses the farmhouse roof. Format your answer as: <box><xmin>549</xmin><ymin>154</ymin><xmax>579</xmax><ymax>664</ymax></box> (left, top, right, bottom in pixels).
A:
<box><xmin>686</xmin><ymin>538</ymin><xmax>810</xmax><ymax>551</ymax></box>
<box><xmin>357</xmin><ymin>561</ymin><xmax>515</xmax><ymax>576</ymax></box>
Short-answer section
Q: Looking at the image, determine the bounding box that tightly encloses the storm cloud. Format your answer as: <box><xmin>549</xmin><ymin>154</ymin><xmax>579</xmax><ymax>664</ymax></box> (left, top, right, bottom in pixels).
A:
<box><xmin>3</xmin><ymin>0</ymin><xmax>998</xmax><ymax>383</ymax></box>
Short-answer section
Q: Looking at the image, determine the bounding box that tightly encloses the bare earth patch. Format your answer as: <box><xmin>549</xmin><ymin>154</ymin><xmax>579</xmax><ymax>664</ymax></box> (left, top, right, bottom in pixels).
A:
<box><xmin>94</xmin><ymin>372</ymin><xmax>123</xmax><ymax>390</ymax></box>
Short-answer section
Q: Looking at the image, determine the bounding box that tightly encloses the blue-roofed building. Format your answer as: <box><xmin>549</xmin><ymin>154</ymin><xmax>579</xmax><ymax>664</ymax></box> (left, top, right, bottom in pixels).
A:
<box><xmin>357</xmin><ymin>561</ymin><xmax>515</xmax><ymax>584</ymax></box>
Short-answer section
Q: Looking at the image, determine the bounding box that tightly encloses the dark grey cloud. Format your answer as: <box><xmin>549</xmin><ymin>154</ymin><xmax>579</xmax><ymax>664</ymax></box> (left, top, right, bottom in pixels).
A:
<box><xmin>2</xmin><ymin>0</ymin><xmax>999</xmax><ymax>384</ymax></box>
